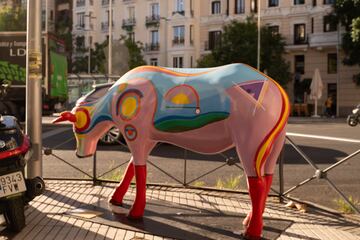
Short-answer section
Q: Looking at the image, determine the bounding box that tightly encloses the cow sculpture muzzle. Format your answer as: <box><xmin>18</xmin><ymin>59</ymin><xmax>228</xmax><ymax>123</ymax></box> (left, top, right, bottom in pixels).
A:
<box><xmin>52</xmin><ymin>111</ymin><xmax>109</xmax><ymax>158</ymax></box>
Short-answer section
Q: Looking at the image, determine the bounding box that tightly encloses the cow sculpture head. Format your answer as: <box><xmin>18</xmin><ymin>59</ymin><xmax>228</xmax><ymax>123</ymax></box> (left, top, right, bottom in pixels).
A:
<box><xmin>52</xmin><ymin>105</ymin><xmax>114</xmax><ymax>158</ymax></box>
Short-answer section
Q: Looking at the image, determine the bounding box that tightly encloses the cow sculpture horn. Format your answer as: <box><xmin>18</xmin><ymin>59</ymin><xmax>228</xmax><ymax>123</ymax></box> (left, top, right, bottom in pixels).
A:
<box><xmin>52</xmin><ymin>111</ymin><xmax>77</xmax><ymax>123</ymax></box>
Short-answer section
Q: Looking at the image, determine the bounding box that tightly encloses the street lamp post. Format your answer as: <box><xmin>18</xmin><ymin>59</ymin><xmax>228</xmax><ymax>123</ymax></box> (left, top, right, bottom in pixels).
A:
<box><xmin>336</xmin><ymin>22</ymin><xmax>341</xmax><ymax>117</ymax></box>
<box><xmin>26</xmin><ymin>0</ymin><xmax>43</xmax><ymax>178</ymax></box>
<box><xmin>108</xmin><ymin>0</ymin><xmax>113</xmax><ymax>82</ymax></box>
<box><xmin>257</xmin><ymin>0</ymin><xmax>261</xmax><ymax>70</ymax></box>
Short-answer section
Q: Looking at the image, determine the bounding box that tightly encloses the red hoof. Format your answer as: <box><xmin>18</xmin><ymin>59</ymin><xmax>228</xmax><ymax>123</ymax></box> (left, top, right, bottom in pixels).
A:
<box><xmin>109</xmin><ymin>198</ymin><xmax>123</xmax><ymax>207</ymax></box>
<box><xmin>241</xmin><ymin>233</ymin><xmax>262</xmax><ymax>240</ymax></box>
<box><xmin>127</xmin><ymin>209</ymin><xmax>144</xmax><ymax>220</ymax></box>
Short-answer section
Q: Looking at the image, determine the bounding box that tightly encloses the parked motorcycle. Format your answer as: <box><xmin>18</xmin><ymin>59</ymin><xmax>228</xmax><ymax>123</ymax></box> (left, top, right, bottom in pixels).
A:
<box><xmin>347</xmin><ymin>104</ymin><xmax>360</xmax><ymax>127</ymax></box>
<box><xmin>0</xmin><ymin>114</ymin><xmax>45</xmax><ymax>232</ymax></box>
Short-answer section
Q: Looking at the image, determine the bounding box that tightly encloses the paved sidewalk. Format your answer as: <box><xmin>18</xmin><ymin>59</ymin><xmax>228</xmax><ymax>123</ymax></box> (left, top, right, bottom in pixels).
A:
<box><xmin>0</xmin><ymin>180</ymin><xmax>359</xmax><ymax>240</ymax></box>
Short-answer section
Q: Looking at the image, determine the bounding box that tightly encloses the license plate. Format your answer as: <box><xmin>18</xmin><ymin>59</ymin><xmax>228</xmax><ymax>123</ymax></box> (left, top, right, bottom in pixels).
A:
<box><xmin>0</xmin><ymin>171</ymin><xmax>26</xmax><ymax>198</ymax></box>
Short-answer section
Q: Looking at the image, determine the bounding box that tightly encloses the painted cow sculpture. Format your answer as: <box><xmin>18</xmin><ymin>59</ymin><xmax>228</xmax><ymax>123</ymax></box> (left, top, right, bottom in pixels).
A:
<box><xmin>53</xmin><ymin>64</ymin><xmax>289</xmax><ymax>239</ymax></box>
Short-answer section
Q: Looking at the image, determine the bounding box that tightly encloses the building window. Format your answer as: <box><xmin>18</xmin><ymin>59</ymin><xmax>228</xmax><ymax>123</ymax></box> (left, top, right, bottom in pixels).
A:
<box><xmin>328</xmin><ymin>53</ymin><xmax>337</xmax><ymax>74</ymax></box>
<box><xmin>323</xmin><ymin>0</ymin><xmax>335</xmax><ymax>4</ymax></box>
<box><xmin>75</xmin><ymin>36</ymin><xmax>85</xmax><ymax>50</ymax></box>
<box><xmin>208</xmin><ymin>31</ymin><xmax>222</xmax><ymax>50</ymax></box>
<box><xmin>174</xmin><ymin>0</ymin><xmax>184</xmax><ymax>13</ymax></box>
<box><xmin>311</xmin><ymin>18</ymin><xmax>314</xmax><ymax>33</ymax></box>
<box><xmin>150</xmin><ymin>30</ymin><xmax>159</xmax><ymax>51</ymax></box>
<box><xmin>269</xmin><ymin>0</ymin><xmax>279</xmax><ymax>7</ymax></box>
<box><xmin>294</xmin><ymin>0</ymin><xmax>305</xmax><ymax>5</ymax></box>
<box><xmin>268</xmin><ymin>25</ymin><xmax>279</xmax><ymax>35</ymax></box>
<box><xmin>190</xmin><ymin>25</ymin><xmax>194</xmax><ymax>45</ymax></box>
<box><xmin>77</xmin><ymin>12</ymin><xmax>85</xmax><ymax>28</ymax></box>
<box><xmin>150</xmin><ymin>58</ymin><xmax>158</xmax><ymax>66</ymax></box>
<box><xmin>151</xmin><ymin>3</ymin><xmax>160</xmax><ymax>16</ymax></box>
<box><xmin>173</xmin><ymin>57</ymin><xmax>183</xmax><ymax>68</ymax></box>
<box><xmin>211</xmin><ymin>1</ymin><xmax>221</xmax><ymax>14</ymax></box>
<box><xmin>151</xmin><ymin>30</ymin><xmax>159</xmax><ymax>44</ymax></box>
<box><xmin>295</xmin><ymin>55</ymin><xmax>305</xmax><ymax>74</ymax></box>
<box><xmin>235</xmin><ymin>0</ymin><xmax>245</xmax><ymax>14</ymax></box>
<box><xmin>89</xmin><ymin>36</ymin><xmax>93</xmax><ymax>47</ymax></box>
<box><xmin>173</xmin><ymin>25</ymin><xmax>185</xmax><ymax>45</ymax></box>
<box><xmin>294</xmin><ymin>24</ymin><xmax>306</xmax><ymax>44</ymax></box>
<box><xmin>251</xmin><ymin>0</ymin><xmax>257</xmax><ymax>13</ymax></box>
<box><xmin>313</xmin><ymin>0</ymin><xmax>317</xmax><ymax>6</ymax></box>
<box><xmin>128</xmin><ymin>6</ymin><xmax>135</xmax><ymax>19</ymax></box>
<box><xmin>323</xmin><ymin>15</ymin><xmax>337</xmax><ymax>32</ymax></box>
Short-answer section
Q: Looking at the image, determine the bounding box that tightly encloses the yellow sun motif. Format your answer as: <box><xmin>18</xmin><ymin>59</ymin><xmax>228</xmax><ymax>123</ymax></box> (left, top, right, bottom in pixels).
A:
<box><xmin>121</xmin><ymin>97</ymin><xmax>137</xmax><ymax>119</ymax></box>
<box><xmin>171</xmin><ymin>93</ymin><xmax>191</xmax><ymax>105</ymax></box>
<box><xmin>75</xmin><ymin>110</ymin><xmax>88</xmax><ymax>129</ymax></box>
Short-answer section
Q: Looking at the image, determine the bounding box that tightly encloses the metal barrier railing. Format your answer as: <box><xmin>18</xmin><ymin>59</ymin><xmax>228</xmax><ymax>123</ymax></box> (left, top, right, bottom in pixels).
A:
<box><xmin>279</xmin><ymin>135</ymin><xmax>360</xmax><ymax>214</ymax></box>
<box><xmin>43</xmin><ymin>130</ymin><xmax>360</xmax><ymax>214</ymax></box>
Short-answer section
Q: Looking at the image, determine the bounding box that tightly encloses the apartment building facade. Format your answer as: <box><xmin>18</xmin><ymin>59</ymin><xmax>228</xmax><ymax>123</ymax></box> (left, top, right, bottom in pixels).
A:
<box><xmin>72</xmin><ymin>0</ymin><xmax>360</xmax><ymax>115</ymax></box>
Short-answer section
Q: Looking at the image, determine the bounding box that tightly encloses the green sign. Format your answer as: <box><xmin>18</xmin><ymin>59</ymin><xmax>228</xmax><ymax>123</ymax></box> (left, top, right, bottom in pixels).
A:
<box><xmin>50</xmin><ymin>51</ymin><xmax>67</xmax><ymax>98</ymax></box>
<box><xmin>0</xmin><ymin>35</ymin><xmax>26</xmax><ymax>84</ymax></box>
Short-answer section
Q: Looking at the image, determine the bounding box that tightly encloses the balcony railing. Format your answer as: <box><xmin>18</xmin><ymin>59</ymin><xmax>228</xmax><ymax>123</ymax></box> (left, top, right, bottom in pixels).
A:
<box><xmin>172</xmin><ymin>10</ymin><xmax>185</xmax><ymax>16</ymax></box>
<box><xmin>101</xmin><ymin>21</ymin><xmax>114</xmax><ymax>31</ymax></box>
<box><xmin>308</xmin><ymin>32</ymin><xmax>339</xmax><ymax>48</ymax></box>
<box><xmin>75</xmin><ymin>24</ymin><xmax>85</xmax><ymax>30</ymax></box>
<box><xmin>76</xmin><ymin>0</ymin><xmax>85</xmax><ymax>7</ymax></box>
<box><xmin>293</xmin><ymin>35</ymin><xmax>308</xmax><ymax>45</ymax></box>
<box><xmin>102</xmin><ymin>0</ymin><xmax>114</xmax><ymax>6</ymax></box>
<box><xmin>144</xmin><ymin>43</ymin><xmax>160</xmax><ymax>52</ymax></box>
<box><xmin>145</xmin><ymin>15</ymin><xmax>160</xmax><ymax>28</ymax></box>
<box><xmin>172</xmin><ymin>38</ymin><xmax>185</xmax><ymax>46</ymax></box>
<box><xmin>122</xmin><ymin>18</ymin><xmax>136</xmax><ymax>30</ymax></box>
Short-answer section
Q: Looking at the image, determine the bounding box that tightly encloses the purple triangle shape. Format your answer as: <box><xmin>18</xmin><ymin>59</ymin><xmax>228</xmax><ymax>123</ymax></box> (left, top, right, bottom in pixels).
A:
<box><xmin>239</xmin><ymin>82</ymin><xmax>264</xmax><ymax>100</ymax></box>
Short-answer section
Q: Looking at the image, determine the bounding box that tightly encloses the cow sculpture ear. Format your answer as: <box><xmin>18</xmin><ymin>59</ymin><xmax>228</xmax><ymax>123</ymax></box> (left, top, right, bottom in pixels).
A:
<box><xmin>115</xmin><ymin>89</ymin><xmax>144</xmax><ymax>122</ymax></box>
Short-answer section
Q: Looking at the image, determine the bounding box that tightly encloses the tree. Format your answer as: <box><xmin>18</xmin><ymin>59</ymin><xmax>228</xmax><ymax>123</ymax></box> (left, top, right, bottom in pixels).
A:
<box><xmin>333</xmin><ymin>0</ymin><xmax>360</xmax><ymax>85</ymax></box>
<box><xmin>123</xmin><ymin>37</ymin><xmax>146</xmax><ymax>69</ymax></box>
<box><xmin>72</xmin><ymin>39</ymin><xmax>106</xmax><ymax>74</ymax></box>
<box><xmin>197</xmin><ymin>19</ymin><xmax>291</xmax><ymax>87</ymax></box>
<box><xmin>0</xmin><ymin>5</ymin><xmax>26</xmax><ymax>31</ymax></box>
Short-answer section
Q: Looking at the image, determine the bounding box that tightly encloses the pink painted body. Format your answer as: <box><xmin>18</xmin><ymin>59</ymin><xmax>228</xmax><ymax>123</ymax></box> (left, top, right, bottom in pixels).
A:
<box><xmin>53</xmin><ymin>64</ymin><xmax>290</xmax><ymax>239</ymax></box>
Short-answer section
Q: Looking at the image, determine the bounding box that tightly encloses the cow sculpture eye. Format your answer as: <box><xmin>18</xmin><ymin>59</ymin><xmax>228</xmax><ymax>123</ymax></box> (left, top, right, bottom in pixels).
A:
<box><xmin>75</xmin><ymin>108</ymin><xmax>90</xmax><ymax>132</ymax></box>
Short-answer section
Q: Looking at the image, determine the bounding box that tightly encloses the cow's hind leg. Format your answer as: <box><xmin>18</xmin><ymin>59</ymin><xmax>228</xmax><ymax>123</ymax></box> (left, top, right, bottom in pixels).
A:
<box><xmin>233</xmin><ymin>141</ymin><xmax>265</xmax><ymax>239</ymax></box>
<box><xmin>242</xmin><ymin>129</ymin><xmax>286</xmax><ymax>228</ymax></box>
<box><xmin>109</xmin><ymin>158</ymin><xmax>135</xmax><ymax>206</ymax></box>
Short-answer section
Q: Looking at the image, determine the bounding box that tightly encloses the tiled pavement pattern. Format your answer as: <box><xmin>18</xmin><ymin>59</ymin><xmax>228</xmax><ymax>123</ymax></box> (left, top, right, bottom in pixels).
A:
<box><xmin>0</xmin><ymin>180</ymin><xmax>359</xmax><ymax>240</ymax></box>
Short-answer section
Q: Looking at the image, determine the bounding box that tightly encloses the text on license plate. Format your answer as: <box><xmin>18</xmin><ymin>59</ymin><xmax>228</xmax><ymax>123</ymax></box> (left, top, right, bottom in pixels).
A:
<box><xmin>0</xmin><ymin>171</ymin><xmax>26</xmax><ymax>198</ymax></box>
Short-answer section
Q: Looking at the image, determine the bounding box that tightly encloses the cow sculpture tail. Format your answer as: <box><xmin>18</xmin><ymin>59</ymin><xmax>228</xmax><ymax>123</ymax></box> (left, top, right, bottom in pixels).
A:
<box><xmin>254</xmin><ymin>80</ymin><xmax>290</xmax><ymax>178</ymax></box>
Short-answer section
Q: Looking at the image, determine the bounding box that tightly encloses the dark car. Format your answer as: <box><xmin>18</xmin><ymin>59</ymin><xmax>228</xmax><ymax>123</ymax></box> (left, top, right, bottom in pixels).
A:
<box><xmin>76</xmin><ymin>83</ymin><xmax>123</xmax><ymax>145</ymax></box>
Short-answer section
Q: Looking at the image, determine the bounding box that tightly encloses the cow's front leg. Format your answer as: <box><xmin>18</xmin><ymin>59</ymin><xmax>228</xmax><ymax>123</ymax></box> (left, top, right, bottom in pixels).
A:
<box><xmin>128</xmin><ymin>164</ymin><xmax>147</xmax><ymax>219</ymax></box>
<box><xmin>109</xmin><ymin>158</ymin><xmax>135</xmax><ymax>206</ymax></box>
<box><xmin>126</xmin><ymin>140</ymin><xmax>155</xmax><ymax>219</ymax></box>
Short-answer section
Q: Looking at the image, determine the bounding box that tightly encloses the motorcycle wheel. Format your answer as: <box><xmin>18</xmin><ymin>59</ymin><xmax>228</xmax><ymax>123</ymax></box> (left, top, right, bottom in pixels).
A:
<box><xmin>347</xmin><ymin>116</ymin><xmax>358</xmax><ymax>127</ymax></box>
<box><xmin>4</xmin><ymin>198</ymin><xmax>25</xmax><ymax>232</ymax></box>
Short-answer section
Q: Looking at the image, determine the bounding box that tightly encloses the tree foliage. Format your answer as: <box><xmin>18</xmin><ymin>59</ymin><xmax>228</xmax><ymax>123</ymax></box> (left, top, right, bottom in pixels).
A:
<box><xmin>197</xmin><ymin>19</ymin><xmax>291</xmax><ymax>87</ymax></box>
<box><xmin>72</xmin><ymin>40</ymin><xmax>106</xmax><ymax>74</ymax></box>
<box><xmin>334</xmin><ymin>0</ymin><xmax>360</xmax><ymax>84</ymax></box>
<box><xmin>0</xmin><ymin>5</ymin><xmax>26</xmax><ymax>31</ymax></box>
<box><xmin>122</xmin><ymin>37</ymin><xmax>146</xmax><ymax>69</ymax></box>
